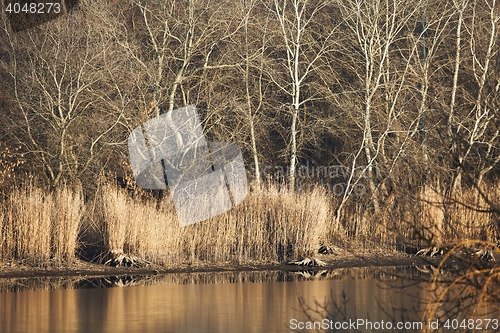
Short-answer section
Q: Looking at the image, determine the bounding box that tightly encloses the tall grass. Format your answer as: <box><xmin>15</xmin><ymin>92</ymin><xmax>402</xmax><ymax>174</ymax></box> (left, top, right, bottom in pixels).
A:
<box><xmin>329</xmin><ymin>181</ymin><xmax>499</xmax><ymax>251</ymax></box>
<box><xmin>1</xmin><ymin>179</ymin><xmax>498</xmax><ymax>267</ymax></box>
<box><xmin>51</xmin><ymin>186</ymin><xmax>84</xmax><ymax>261</ymax></box>
<box><xmin>415</xmin><ymin>182</ymin><xmax>499</xmax><ymax>246</ymax></box>
<box><xmin>86</xmin><ymin>184</ymin><xmax>330</xmax><ymax>265</ymax></box>
<box><xmin>418</xmin><ymin>185</ymin><xmax>446</xmax><ymax>246</ymax></box>
<box><xmin>0</xmin><ymin>186</ymin><xmax>82</xmax><ymax>265</ymax></box>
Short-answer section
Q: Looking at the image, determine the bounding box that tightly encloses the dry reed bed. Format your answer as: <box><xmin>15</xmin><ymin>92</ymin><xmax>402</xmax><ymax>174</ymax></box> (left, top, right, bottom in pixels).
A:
<box><xmin>416</xmin><ymin>183</ymin><xmax>500</xmax><ymax>246</ymax></box>
<box><xmin>0</xmin><ymin>186</ymin><xmax>82</xmax><ymax>265</ymax></box>
<box><xmin>1</xmin><ymin>181</ymin><xmax>498</xmax><ymax>267</ymax></box>
<box><xmin>315</xmin><ymin>181</ymin><xmax>499</xmax><ymax>252</ymax></box>
<box><xmin>87</xmin><ymin>184</ymin><xmax>331</xmax><ymax>265</ymax></box>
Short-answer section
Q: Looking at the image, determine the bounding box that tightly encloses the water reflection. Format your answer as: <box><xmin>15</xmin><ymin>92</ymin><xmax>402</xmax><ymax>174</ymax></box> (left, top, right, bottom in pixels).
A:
<box><xmin>0</xmin><ymin>266</ymin><xmax>422</xmax><ymax>292</ymax></box>
<box><xmin>0</xmin><ymin>266</ymin><xmax>498</xmax><ymax>333</ymax></box>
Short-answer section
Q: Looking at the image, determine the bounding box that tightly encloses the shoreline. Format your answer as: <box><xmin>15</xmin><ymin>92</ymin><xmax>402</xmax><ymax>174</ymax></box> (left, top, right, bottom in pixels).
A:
<box><xmin>0</xmin><ymin>252</ymin><xmax>439</xmax><ymax>280</ymax></box>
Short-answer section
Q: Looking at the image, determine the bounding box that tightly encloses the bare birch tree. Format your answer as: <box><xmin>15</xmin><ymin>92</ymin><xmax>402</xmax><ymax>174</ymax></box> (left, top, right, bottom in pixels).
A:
<box><xmin>326</xmin><ymin>0</ymin><xmax>423</xmax><ymax>218</ymax></box>
<box><xmin>454</xmin><ymin>0</ymin><xmax>500</xmax><ymax>187</ymax></box>
<box><xmin>268</xmin><ymin>0</ymin><xmax>335</xmax><ymax>188</ymax></box>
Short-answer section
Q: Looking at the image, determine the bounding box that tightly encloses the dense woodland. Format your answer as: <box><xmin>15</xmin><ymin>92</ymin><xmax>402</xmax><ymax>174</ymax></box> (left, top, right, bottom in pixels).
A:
<box><xmin>0</xmin><ymin>0</ymin><xmax>499</xmax><ymax>250</ymax></box>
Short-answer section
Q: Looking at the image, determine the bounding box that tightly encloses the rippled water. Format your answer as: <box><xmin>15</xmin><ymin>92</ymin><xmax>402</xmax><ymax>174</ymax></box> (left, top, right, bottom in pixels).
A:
<box><xmin>0</xmin><ymin>267</ymin><xmax>497</xmax><ymax>333</ymax></box>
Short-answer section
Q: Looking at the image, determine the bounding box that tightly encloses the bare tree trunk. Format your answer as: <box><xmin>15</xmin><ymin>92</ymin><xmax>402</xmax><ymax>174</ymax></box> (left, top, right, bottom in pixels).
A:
<box><xmin>449</xmin><ymin>0</ymin><xmax>467</xmax><ymax>192</ymax></box>
<box><xmin>271</xmin><ymin>0</ymin><xmax>333</xmax><ymax>190</ymax></box>
<box><xmin>243</xmin><ymin>0</ymin><xmax>261</xmax><ymax>185</ymax></box>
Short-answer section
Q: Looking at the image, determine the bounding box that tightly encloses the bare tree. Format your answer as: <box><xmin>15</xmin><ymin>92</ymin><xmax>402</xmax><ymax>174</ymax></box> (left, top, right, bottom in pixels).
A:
<box><xmin>268</xmin><ymin>0</ymin><xmax>336</xmax><ymax>188</ymax></box>
<box><xmin>241</xmin><ymin>0</ymin><xmax>265</xmax><ymax>185</ymax></box>
<box><xmin>0</xmin><ymin>1</ymin><xmax>127</xmax><ymax>188</ymax></box>
<box><xmin>453</xmin><ymin>0</ymin><xmax>500</xmax><ymax>187</ymax></box>
<box><xmin>319</xmin><ymin>0</ymin><xmax>425</xmax><ymax>223</ymax></box>
<box><xmin>106</xmin><ymin>0</ymin><xmax>245</xmax><ymax>124</ymax></box>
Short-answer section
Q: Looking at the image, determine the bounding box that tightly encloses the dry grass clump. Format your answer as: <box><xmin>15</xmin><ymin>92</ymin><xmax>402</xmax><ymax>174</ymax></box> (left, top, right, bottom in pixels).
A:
<box><xmin>0</xmin><ymin>186</ymin><xmax>82</xmax><ymax>265</ymax></box>
<box><xmin>178</xmin><ymin>184</ymin><xmax>331</xmax><ymax>265</ymax></box>
<box><xmin>448</xmin><ymin>184</ymin><xmax>499</xmax><ymax>242</ymax></box>
<box><xmin>329</xmin><ymin>194</ymin><xmax>402</xmax><ymax>251</ymax></box>
<box><xmin>418</xmin><ymin>185</ymin><xmax>446</xmax><ymax>246</ymax></box>
<box><xmin>84</xmin><ymin>184</ymin><xmax>179</xmax><ymax>263</ymax></box>
<box><xmin>84</xmin><ymin>183</ymin><xmax>330</xmax><ymax>266</ymax></box>
<box><xmin>415</xmin><ymin>182</ymin><xmax>498</xmax><ymax>246</ymax></box>
<box><xmin>51</xmin><ymin>186</ymin><xmax>84</xmax><ymax>261</ymax></box>
<box><xmin>95</xmin><ymin>184</ymin><xmax>132</xmax><ymax>258</ymax></box>
<box><xmin>331</xmin><ymin>180</ymin><xmax>500</xmax><ymax>252</ymax></box>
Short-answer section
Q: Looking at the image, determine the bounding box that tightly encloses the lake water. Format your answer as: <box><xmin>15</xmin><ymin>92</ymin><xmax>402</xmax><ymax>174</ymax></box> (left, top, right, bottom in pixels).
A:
<box><xmin>0</xmin><ymin>267</ymin><xmax>498</xmax><ymax>333</ymax></box>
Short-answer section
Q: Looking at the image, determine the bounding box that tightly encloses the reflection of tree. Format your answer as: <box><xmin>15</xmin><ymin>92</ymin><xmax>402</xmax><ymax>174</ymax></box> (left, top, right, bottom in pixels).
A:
<box><xmin>296</xmin><ymin>291</ymin><xmax>362</xmax><ymax>333</ymax></box>
<box><xmin>396</xmin><ymin>179</ymin><xmax>500</xmax><ymax>329</ymax></box>
<box><xmin>296</xmin><ymin>261</ymin><xmax>499</xmax><ymax>332</ymax></box>
<box><xmin>296</xmin><ymin>275</ymin><xmax>427</xmax><ymax>333</ymax></box>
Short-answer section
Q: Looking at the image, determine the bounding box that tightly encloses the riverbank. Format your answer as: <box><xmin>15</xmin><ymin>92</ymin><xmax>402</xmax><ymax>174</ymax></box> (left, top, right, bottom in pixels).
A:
<box><xmin>2</xmin><ymin>183</ymin><xmax>498</xmax><ymax>280</ymax></box>
<box><xmin>0</xmin><ymin>250</ymin><xmax>439</xmax><ymax>279</ymax></box>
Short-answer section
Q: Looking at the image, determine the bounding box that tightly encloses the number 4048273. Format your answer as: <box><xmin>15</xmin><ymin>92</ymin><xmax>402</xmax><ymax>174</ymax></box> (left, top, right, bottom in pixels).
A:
<box><xmin>443</xmin><ymin>318</ymin><xmax>499</xmax><ymax>330</ymax></box>
<box><xmin>5</xmin><ymin>2</ymin><xmax>61</xmax><ymax>14</ymax></box>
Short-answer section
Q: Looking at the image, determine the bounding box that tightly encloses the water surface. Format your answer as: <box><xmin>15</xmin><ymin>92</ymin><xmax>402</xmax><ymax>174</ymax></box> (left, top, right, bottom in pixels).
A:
<box><xmin>0</xmin><ymin>267</ymin><xmax>497</xmax><ymax>332</ymax></box>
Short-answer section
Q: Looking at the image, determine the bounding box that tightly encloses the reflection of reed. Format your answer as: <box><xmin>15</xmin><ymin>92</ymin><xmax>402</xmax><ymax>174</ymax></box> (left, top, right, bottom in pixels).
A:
<box><xmin>0</xmin><ymin>288</ymin><xmax>80</xmax><ymax>333</ymax></box>
<box><xmin>0</xmin><ymin>266</ymin><xmax>427</xmax><ymax>292</ymax></box>
<box><xmin>0</xmin><ymin>276</ymin><xmax>82</xmax><ymax>293</ymax></box>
